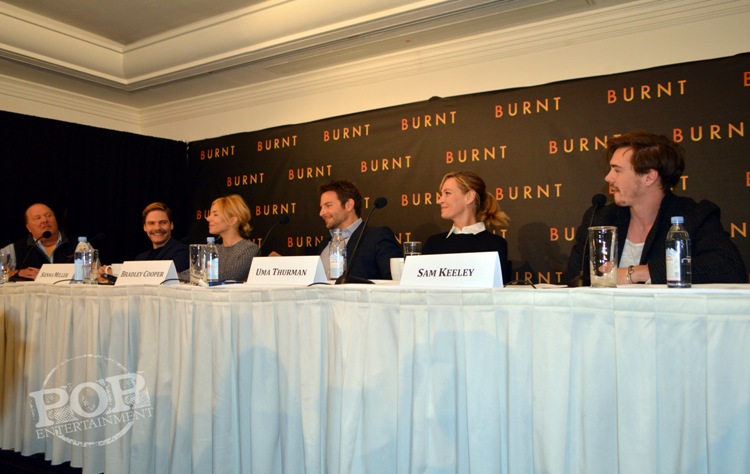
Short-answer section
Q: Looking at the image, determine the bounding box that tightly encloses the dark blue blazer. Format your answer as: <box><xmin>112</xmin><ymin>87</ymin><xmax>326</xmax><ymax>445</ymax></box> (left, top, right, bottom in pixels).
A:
<box><xmin>317</xmin><ymin>225</ymin><xmax>402</xmax><ymax>280</ymax></box>
<box><xmin>564</xmin><ymin>192</ymin><xmax>746</xmax><ymax>284</ymax></box>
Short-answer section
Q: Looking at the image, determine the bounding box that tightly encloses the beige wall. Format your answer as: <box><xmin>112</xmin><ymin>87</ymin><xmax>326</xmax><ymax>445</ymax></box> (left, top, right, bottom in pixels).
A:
<box><xmin>2</xmin><ymin>2</ymin><xmax>749</xmax><ymax>142</ymax></box>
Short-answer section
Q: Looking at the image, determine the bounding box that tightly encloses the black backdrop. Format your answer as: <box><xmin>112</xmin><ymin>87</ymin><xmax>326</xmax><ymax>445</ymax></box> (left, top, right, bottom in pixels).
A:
<box><xmin>187</xmin><ymin>53</ymin><xmax>749</xmax><ymax>283</ymax></box>
<box><xmin>3</xmin><ymin>53</ymin><xmax>748</xmax><ymax>283</ymax></box>
<box><xmin>0</xmin><ymin>111</ymin><xmax>188</xmax><ymax>265</ymax></box>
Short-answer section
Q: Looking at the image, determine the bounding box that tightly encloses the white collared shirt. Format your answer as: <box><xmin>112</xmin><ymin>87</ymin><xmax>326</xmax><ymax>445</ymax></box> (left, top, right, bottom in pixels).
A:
<box><xmin>446</xmin><ymin>221</ymin><xmax>486</xmax><ymax>237</ymax></box>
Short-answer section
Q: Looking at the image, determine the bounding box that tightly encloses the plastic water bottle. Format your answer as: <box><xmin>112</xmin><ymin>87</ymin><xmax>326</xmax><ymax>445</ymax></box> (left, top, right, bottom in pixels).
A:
<box><xmin>205</xmin><ymin>237</ymin><xmax>220</xmax><ymax>285</ymax></box>
<box><xmin>73</xmin><ymin>237</ymin><xmax>93</xmax><ymax>284</ymax></box>
<box><xmin>666</xmin><ymin>216</ymin><xmax>691</xmax><ymax>288</ymax></box>
<box><xmin>329</xmin><ymin>229</ymin><xmax>347</xmax><ymax>279</ymax></box>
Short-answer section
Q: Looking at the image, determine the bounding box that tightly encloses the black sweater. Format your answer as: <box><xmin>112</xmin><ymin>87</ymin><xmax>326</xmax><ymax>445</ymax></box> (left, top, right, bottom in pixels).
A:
<box><xmin>423</xmin><ymin>230</ymin><xmax>511</xmax><ymax>284</ymax></box>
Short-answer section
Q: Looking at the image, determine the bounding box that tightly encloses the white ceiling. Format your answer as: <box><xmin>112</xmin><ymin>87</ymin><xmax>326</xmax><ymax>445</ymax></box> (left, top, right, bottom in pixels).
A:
<box><xmin>0</xmin><ymin>0</ymin><xmax>640</xmax><ymax>108</ymax></box>
<box><xmin>3</xmin><ymin>0</ymin><xmax>269</xmax><ymax>45</ymax></box>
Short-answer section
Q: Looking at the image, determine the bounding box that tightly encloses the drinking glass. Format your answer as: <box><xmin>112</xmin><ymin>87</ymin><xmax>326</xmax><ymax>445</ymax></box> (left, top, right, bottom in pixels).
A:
<box><xmin>403</xmin><ymin>241</ymin><xmax>423</xmax><ymax>257</ymax></box>
<box><xmin>77</xmin><ymin>249</ymin><xmax>99</xmax><ymax>285</ymax></box>
<box><xmin>189</xmin><ymin>244</ymin><xmax>206</xmax><ymax>285</ymax></box>
<box><xmin>588</xmin><ymin>226</ymin><xmax>618</xmax><ymax>287</ymax></box>
<box><xmin>0</xmin><ymin>252</ymin><xmax>10</xmax><ymax>283</ymax></box>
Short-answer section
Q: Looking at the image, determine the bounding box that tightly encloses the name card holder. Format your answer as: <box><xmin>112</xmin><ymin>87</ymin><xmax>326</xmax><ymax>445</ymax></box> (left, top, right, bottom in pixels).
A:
<box><xmin>115</xmin><ymin>261</ymin><xmax>179</xmax><ymax>286</ymax></box>
<box><xmin>35</xmin><ymin>264</ymin><xmax>75</xmax><ymax>284</ymax></box>
<box><xmin>400</xmin><ymin>252</ymin><xmax>502</xmax><ymax>288</ymax></box>
<box><xmin>246</xmin><ymin>256</ymin><xmax>327</xmax><ymax>286</ymax></box>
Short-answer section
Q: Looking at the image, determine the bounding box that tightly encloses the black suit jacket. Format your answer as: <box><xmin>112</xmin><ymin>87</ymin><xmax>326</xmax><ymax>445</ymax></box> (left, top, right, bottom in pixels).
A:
<box><xmin>564</xmin><ymin>192</ymin><xmax>746</xmax><ymax>284</ymax></box>
<box><xmin>317</xmin><ymin>225</ymin><xmax>402</xmax><ymax>280</ymax></box>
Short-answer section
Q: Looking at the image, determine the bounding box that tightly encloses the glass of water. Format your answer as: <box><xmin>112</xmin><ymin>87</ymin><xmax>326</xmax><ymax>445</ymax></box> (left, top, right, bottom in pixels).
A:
<box><xmin>0</xmin><ymin>252</ymin><xmax>10</xmax><ymax>283</ymax></box>
<box><xmin>189</xmin><ymin>244</ymin><xmax>206</xmax><ymax>285</ymax></box>
<box><xmin>403</xmin><ymin>241</ymin><xmax>423</xmax><ymax>257</ymax></box>
<box><xmin>588</xmin><ymin>226</ymin><xmax>618</xmax><ymax>287</ymax></box>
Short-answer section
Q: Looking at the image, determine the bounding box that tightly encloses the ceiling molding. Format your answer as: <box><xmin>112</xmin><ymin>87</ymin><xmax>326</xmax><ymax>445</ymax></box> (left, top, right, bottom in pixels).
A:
<box><xmin>0</xmin><ymin>73</ymin><xmax>140</xmax><ymax>124</ymax></box>
<box><xmin>2</xmin><ymin>0</ymin><xmax>545</xmax><ymax>90</ymax></box>
<box><xmin>139</xmin><ymin>0</ymin><xmax>750</xmax><ymax>126</ymax></box>
<box><xmin>2</xmin><ymin>0</ymin><xmax>747</xmax><ymax>135</ymax></box>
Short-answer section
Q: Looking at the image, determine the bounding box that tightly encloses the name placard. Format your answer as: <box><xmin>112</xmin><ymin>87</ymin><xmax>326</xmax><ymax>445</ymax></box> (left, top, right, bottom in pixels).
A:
<box><xmin>246</xmin><ymin>256</ymin><xmax>327</xmax><ymax>286</ymax></box>
<box><xmin>400</xmin><ymin>252</ymin><xmax>503</xmax><ymax>288</ymax></box>
<box><xmin>35</xmin><ymin>264</ymin><xmax>75</xmax><ymax>284</ymax></box>
<box><xmin>114</xmin><ymin>261</ymin><xmax>179</xmax><ymax>286</ymax></box>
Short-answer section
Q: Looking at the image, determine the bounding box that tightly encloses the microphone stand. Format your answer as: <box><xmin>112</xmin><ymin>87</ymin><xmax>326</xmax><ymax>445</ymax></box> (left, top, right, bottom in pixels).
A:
<box><xmin>10</xmin><ymin>230</ymin><xmax>53</xmax><ymax>282</ymax></box>
<box><xmin>257</xmin><ymin>215</ymin><xmax>289</xmax><ymax>256</ymax></box>
<box><xmin>567</xmin><ymin>194</ymin><xmax>607</xmax><ymax>287</ymax></box>
<box><xmin>335</xmin><ymin>198</ymin><xmax>387</xmax><ymax>285</ymax></box>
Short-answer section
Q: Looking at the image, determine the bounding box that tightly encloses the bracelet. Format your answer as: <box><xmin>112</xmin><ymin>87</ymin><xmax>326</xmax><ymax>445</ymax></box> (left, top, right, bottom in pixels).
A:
<box><xmin>627</xmin><ymin>265</ymin><xmax>635</xmax><ymax>284</ymax></box>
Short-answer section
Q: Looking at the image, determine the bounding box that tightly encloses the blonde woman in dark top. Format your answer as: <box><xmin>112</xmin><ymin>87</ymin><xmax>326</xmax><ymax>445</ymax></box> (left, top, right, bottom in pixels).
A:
<box><xmin>206</xmin><ymin>194</ymin><xmax>259</xmax><ymax>282</ymax></box>
<box><xmin>422</xmin><ymin>170</ymin><xmax>511</xmax><ymax>282</ymax></box>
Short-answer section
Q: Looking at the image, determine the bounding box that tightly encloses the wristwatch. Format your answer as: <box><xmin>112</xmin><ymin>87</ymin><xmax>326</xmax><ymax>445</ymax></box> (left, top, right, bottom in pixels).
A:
<box><xmin>627</xmin><ymin>265</ymin><xmax>635</xmax><ymax>284</ymax></box>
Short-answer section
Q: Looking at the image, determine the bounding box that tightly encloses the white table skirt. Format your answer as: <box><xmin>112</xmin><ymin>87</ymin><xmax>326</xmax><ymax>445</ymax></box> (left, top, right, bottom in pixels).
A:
<box><xmin>1</xmin><ymin>283</ymin><xmax>749</xmax><ymax>473</ymax></box>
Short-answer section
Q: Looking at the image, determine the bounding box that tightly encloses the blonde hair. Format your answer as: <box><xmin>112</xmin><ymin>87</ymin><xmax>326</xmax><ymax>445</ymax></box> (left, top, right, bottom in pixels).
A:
<box><xmin>440</xmin><ymin>170</ymin><xmax>510</xmax><ymax>229</ymax></box>
<box><xmin>211</xmin><ymin>194</ymin><xmax>252</xmax><ymax>238</ymax></box>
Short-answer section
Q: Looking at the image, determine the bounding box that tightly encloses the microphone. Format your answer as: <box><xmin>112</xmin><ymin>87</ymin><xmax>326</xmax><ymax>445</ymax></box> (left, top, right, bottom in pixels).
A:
<box><xmin>257</xmin><ymin>215</ymin><xmax>290</xmax><ymax>256</ymax></box>
<box><xmin>101</xmin><ymin>273</ymin><xmax>118</xmax><ymax>285</ymax></box>
<box><xmin>10</xmin><ymin>230</ymin><xmax>53</xmax><ymax>281</ymax></box>
<box><xmin>335</xmin><ymin>197</ymin><xmax>388</xmax><ymax>285</ymax></box>
<box><xmin>567</xmin><ymin>194</ymin><xmax>607</xmax><ymax>287</ymax></box>
<box><xmin>89</xmin><ymin>233</ymin><xmax>107</xmax><ymax>246</ymax></box>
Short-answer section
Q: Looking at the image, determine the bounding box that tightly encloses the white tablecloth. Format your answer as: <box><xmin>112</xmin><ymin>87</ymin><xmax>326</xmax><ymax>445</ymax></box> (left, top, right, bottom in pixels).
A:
<box><xmin>1</xmin><ymin>283</ymin><xmax>749</xmax><ymax>473</ymax></box>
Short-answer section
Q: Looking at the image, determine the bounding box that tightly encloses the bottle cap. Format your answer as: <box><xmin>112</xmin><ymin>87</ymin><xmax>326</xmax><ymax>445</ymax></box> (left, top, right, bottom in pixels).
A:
<box><xmin>670</xmin><ymin>216</ymin><xmax>684</xmax><ymax>225</ymax></box>
<box><xmin>78</xmin><ymin>236</ymin><xmax>87</xmax><ymax>242</ymax></box>
<box><xmin>207</xmin><ymin>237</ymin><xmax>215</xmax><ymax>243</ymax></box>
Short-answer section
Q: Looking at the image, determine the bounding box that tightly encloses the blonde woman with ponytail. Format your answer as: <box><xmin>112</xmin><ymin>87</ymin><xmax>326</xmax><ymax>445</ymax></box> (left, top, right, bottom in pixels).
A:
<box><xmin>423</xmin><ymin>170</ymin><xmax>511</xmax><ymax>282</ymax></box>
<box><xmin>206</xmin><ymin>194</ymin><xmax>259</xmax><ymax>281</ymax></box>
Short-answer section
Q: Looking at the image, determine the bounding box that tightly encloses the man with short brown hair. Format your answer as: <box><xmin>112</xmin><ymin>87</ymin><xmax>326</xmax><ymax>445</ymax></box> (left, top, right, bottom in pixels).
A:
<box><xmin>564</xmin><ymin>131</ymin><xmax>746</xmax><ymax>285</ymax></box>
<box><xmin>135</xmin><ymin>202</ymin><xmax>189</xmax><ymax>272</ymax></box>
<box><xmin>316</xmin><ymin>180</ymin><xmax>401</xmax><ymax>280</ymax></box>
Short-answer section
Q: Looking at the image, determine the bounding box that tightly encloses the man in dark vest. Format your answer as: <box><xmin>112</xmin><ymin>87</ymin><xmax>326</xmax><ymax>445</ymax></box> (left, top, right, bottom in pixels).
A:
<box><xmin>1</xmin><ymin>203</ymin><xmax>75</xmax><ymax>281</ymax></box>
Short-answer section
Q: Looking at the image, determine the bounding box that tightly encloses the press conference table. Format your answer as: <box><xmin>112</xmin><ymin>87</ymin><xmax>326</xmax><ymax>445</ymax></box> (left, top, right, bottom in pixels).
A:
<box><xmin>1</xmin><ymin>282</ymin><xmax>749</xmax><ymax>474</ymax></box>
